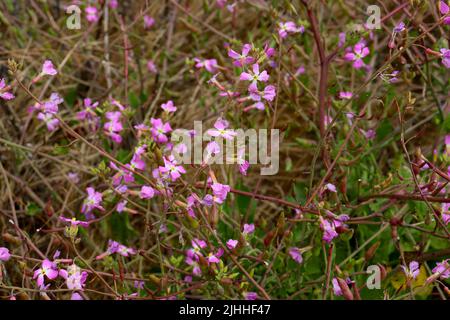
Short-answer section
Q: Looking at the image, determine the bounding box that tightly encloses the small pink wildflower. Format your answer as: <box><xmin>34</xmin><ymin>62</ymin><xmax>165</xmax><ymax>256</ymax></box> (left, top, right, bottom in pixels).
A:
<box><xmin>247</xmin><ymin>82</ymin><xmax>276</xmax><ymax>110</ymax></box>
<box><xmin>85</xmin><ymin>7</ymin><xmax>99</xmax><ymax>23</ymax></box>
<box><xmin>194</xmin><ymin>58</ymin><xmax>218</xmax><ymax>73</ymax></box>
<box><xmin>339</xmin><ymin>91</ymin><xmax>353</xmax><ymax>100</ymax></box>
<box><xmin>33</xmin><ymin>259</ymin><xmax>58</xmax><ymax>289</ymax></box>
<box><xmin>144</xmin><ymin>15</ymin><xmax>155</xmax><ymax>29</ymax></box>
<box><xmin>59</xmin><ymin>216</ymin><xmax>89</xmax><ymax>228</ymax></box>
<box><xmin>210</xmin><ymin>182</ymin><xmax>231</xmax><ymax>204</ymax></box>
<box><xmin>81</xmin><ymin>187</ymin><xmax>104</xmax><ymax>218</ymax></box>
<box><xmin>207</xmin><ymin>118</ymin><xmax>236</xmax><ymax>140</ymax></box>
<box><xmin>0</xmin><ymin>78</ymin><xmax>15</xmax><ymax>100</ymax></box>
<box><xmin>440</xmin><ymin>48</ymin><xmax>450</xmax><ymax>68</ymax></box>
<box><xmin>147</xmin><ymin>60</ymin><xmax>158</xmax><ymax>74</ymax></box>
<box><xmin>245</xmin><ymin>292</ymin><xmax>258</xmax><ymax>300</ymax></box>
<box><xmin>431</xmin><ymin>259</ymin><xmax>450</xmax><ymax>279</ymax></box>
<box><xmin>42</xmin><ymin>60</ymin><xmax>57</xmax><ymax>76</ymax></box>
<box><xmin>441</xmin><ymin>203</ymin><xmax>450</xmax><ymax>225</ymax></box>
<box><xmin>150</xmin><ymin>118</ymin><xmax>172</xmax><ymax>144</ymax></box>
<box><xmin>243</xmin><ymin>223</ymin><xmax>255</xmax><ymax>235</ymax></box>
<box><xmin>97</xmin><ymin>240</ymin><xmax>136</xmax><ymax>258</ymax></box>
<box><xmin>226</xmin><ymin>239</ymin><xmax>238</xmax><ymax>250</ymax></box>
<box><xmin>344</xmin><ymin>41</ymin><xmax>370</xmax><ymax>69</ymax></box>
<box><xmin>288</xmin><ymin>247</ymin><xmax>303</xmax><ymax>264</ymax></box>
<box><xmin>439</xmin><ymin>1</ymin><xmax>450</xmax><ymax>25</ymax></box>
<box><xmin>325</xmin><ymin>183</ymin><xmax>337</xmax><ymax>193</ymax></box>
<box><xmin>161</xmin><ymin>100</ymin><xmax>177</xmax><ymax>113</ymax></box>
<box><xmin>228</xmin><ymin>44</ymin><xmax>254</xmax><ymax>67</ymax></box>
<box><xmin>0</xmin><ymin>247</ymin><xmax>11</xmax><ymax>262</ymax></box>
<box><xmin>140</xmin><ymin>185</ymin><xmax>156</xmax><ymax>199</ymax></box>
<box><xmin>278</xmin><ymin>21</ymin><xmax>304</xmax><ymax>39</ymax></box>
<box><xmin>77</xmin><ymin>98</ymin><xmax>99</xmax><ymax>121</ymax></box>
<box><xmin>240</xmin><ymin>63</ymin><xmax>269</xmax><ymax>85</ymax></box>
<box><xmin>103</xmin><ymin>111</ymin><xmax>123</xmax><ymax>143</ymax></box>
<box><xmin>37</xmin><ymin>113</ymin><xmax>59</xmax><ymax>131</ymax></box>
<box><xmin>159</xmin><ymin>155</ymin><xmax>186</xmax><ymax>181</ymax></box>
<box><xmin>401</xmin><ymin>261</ymin><xmax>420</xmax><ymax>280</ymax></box>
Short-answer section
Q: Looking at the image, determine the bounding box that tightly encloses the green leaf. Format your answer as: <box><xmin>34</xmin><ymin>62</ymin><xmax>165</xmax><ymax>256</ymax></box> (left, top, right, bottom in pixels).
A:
<box><xmin>26</xmin><ymin>202</ymin><xmax>41</xmax><ymax>216</ymax></box>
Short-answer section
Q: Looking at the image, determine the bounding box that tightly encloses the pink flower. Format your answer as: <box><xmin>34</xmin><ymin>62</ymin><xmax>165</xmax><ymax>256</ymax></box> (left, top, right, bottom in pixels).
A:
<box><xmin>439</xmin><ymin>1</ymin><xmax>450</xmax><ymax>25</ymax></box>
<box><xmin>42</xmin><ymin>60</ymin><xmax>57</xmax><ymax>76</ymax></box>
<box><xmin>288</xmin><ymin>247</ymin><xmax>303</xmax><ymax>264</ymax></box>
<box><xmin>77</xmin><ymin>98</ymin><xmax>99</xmax><ymax>121</ymax></box>
<box><xmin>194</xmin><ymin>58</ymin><xmax>218</xmax><ymax>73</ymax></box>
<box><xmin>140</xmin><ymin>185</ymin><xmax>155</xmax><ymax>199</ymax></box>
<box><xmin>247</xmin><ymin>82</ymin><xmax>276</xmax><ymax>110</ymax></box>
<box><xmin>332</xmin><ymin>278</ymin><xmax>342</xmax><ymax>296</ymax></box>
<box><xmin>81</xmin><ymin>187</ymin><xmax>104</xmax><ymax>217</ymax></box>
<box><xmin>161</xmin><ymin>100</ymin><xmax>177</xmax><ymax>113</ymax></box>
<box><xmin>325</xmin><ymin>183</ymin><xmax>337</xmax><ymax>193</ymax></box>
<box><xmin>401</xmin><ymin>261</ymin><xmax>420</xmax><ymax>280</ymax></box>
<box><xmin>344</xmin><ymin>41</ymin><xmax>370</xmax><ymax>69</ymax></box>
<box><xmin>278</xmin><ymin>21</ymin><xmax>304</xmax><ymax>39</ymax></box>
<box><xmin>393</xmin><ymin>21</ymin><xmax>405</xmax><ymax>33</ymax></box>
<box><xmin>187</xmin><ymin>238</ymin><xmax>207</xmax><ymax>261</ymax></box>
<box><xmin>440</xmin><ymin>48</ymin><xmax>450</xmax><ymax>68</ymax></box>
<box><xmin>159</xmin><ymin>155</ymin><xmax>186</xmax><ymax>181</ymax></box>
<box><xmin>431</xmin><ymin>259</ymin><xmax>450</xmax><ymax>279</ymax></box>
<box><xmin>243</xmin><ymin>223</ymin><xmax>255</xmax><ymax>235</ymax></box>
<box><xmin>67</xmin><ymin>172</ymin><xmax>79</xmax><ymax>183</ymax></box>
<box><xmin>441</xmin><ymin>203</ymin><xmax>450</xmax><ymax>225</ymax></box>
<box><xmin>0</xmin><ymin>247</ymin><xmax>11</xmax><ymax>262</ymax></box>
<box><xmin>37</xmin><ymin>113</ymin><xmax>59</xmax><ymax>131</ymax></box>
<box><xmin>33</xmin><ymin>259</ymin><xmax>58</xmax><ymax>289</ymax></box>
<box><xmin>226</xmin><ymin>239</ymin><xmax>238</xmax><ymax>250</ymax></box>
<box><xmin>147</xmin><ymin>60</ymin><xmax>158</xmax><ymax>74</ymax></box>
<box><xmin>150</xmin><ymin>118</ymin><xmax>172</xmax><ymax>143</ymax></box>
<box><xmin>144</xmin><ymin>15</ymin><xmax>155</xmax><ymax>29</ymax></box>
<box><xmin>104</xmin><ymin>111</ymin><xmax>123</xmax><ymax>143</ymax></box>
<box><xmin>99</xmin><ymin>240</ymin><xmax>136</xmax><ymax>258</ymax></box>
<box><xmin>207</xmin><ymin>118</ymin><xmax>236</xmax><ymax>140</ymax></box>
<box><xmin>207</xmin><ymin>253</ymin><xmax>220</xmax><ymax>263</ymax></box>
<box><xmin>117</xmin><ymin>244</ymin><xmax>137</xmax><ymax>257</ymax></box>
<box><xmin>363</xmin><ymin>129</ymin><xmax>376</xmax><ymax>140</ymax></box>
<box><xmin>59</xmin><ymin>216</ymin><xmax>89</xmax><ymax>228</ymax></box>
<box><xmin>338</xmin><ymin>32</ymin><xmax>346</xmax><ymax>48</ymax></box>
<box><xmin>339</xmin><ymin>91</ymin><xmax>353</xmax><ymax>100</ymax></box>
<box><xmin>240</xmin><ymin>63</ymin><xmax>269</xmax><ymax>84</ymax></box>
<box><xmin>61</xmin><ymin>265</ymin><xmax>88</xmax><ymax>291</ymax></box>
<box><xmin>117</xmin><ymin>200</ymin><xmax>127</xmax><ymax>213</ymax></box>
<box><xmin>110</xmin><ymin>162</ymin><xmax>134</xmax><ymax>186</ymax></box>
<box><xmin>0</xmin><ymin>78</ymin><xmax>15</xmax><ymax>100</ymax></box>
<box><xmin>245</xmin><ymin>292</ymin><xmax>258</xmax><ymax>300</ymax></box>
<box><xmin>185</xmin><ymin>255</ymin><xmax>202</xmax><ymax>276</ymax></box>
<box><xmin>319</xmin><ymin>217</ymin><xmax>339</xmax><ymax>243</ymax></box>
<box><xmin>85</xmin><ymin>7</ymin><xmax>99</xmax><ymax>23</ymax></box>
<box><xmin>211</xmin><ymin>183</ymin><xmax>231</xmax><ymax>204</ymax></box>
<box><xmin>71</xmin><ymin>292</ymin><xmax>83</xmax><ymax>300</ymax></box>
<box><xmin>109</xmin><ymin>0</ymin><xmax>119</xmax><ymax>9</ymax></box>
<box><xmin>228</xmin><ymin>44</ymin><xmax>254</xmax><ymax>67</ymax></box>
<box><xmin>204</xmin><ymin>141</ymin><xmax>221</xmax><ymax>163</ymax></box>
<box><xmin>237</xmin><ymin>148</ymin><xmax>249</xmax><ymax>175</ymax></box>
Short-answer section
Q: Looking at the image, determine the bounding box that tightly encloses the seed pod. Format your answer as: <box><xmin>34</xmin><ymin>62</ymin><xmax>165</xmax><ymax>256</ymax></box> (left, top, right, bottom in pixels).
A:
<box><xmin>378</xmin><ymin>264</ymin><xmax>387</xmax><ymax>280</ymax></box>
<box><xmin>16</xmin><ymin>292</ymin><xmax>30</xmax><ymax>300</ymax></box>
<box><xmin>149</xmin><ymin>274</ymin><xmax>161</xmax><ymax>286</ymax></box>
<box><xmin>365</xmin><ymin>241</ymin><xmax>381</xmax><ymax>262</ymax></box>
<box><xmin>352</xmin><ymin>283</ymin><xmax>361</xmax><ymax>300</ymax></box>
<box><xmin>336</xmin><ymin>277</ymin><xmax>354</xmax><ymax>300</ymax></box>
<box><xmin>2</xmin><ymin>232</ymin><xmax>22</xmax><ymax>245</ymax></box>
<box><xmin>444</xmin><ymin>286</ymin><xmax>450</xmax><ymax>296</ymax></box>
<box><xmin>220</xmin><ymin>278</ymin><xmax>233</xmax><ymax>286</ymax></box>
<box><xmin>263</xmin><ymin>230</ymin><xmax>275</xmax><ymax>247</ymax></box>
